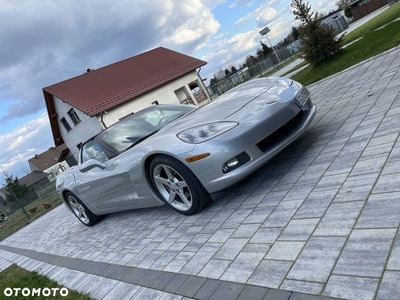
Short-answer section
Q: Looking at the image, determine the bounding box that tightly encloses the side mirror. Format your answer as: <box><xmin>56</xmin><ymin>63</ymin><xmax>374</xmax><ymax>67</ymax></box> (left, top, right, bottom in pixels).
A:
<box><xmin>79</xmin><ymin>159</ymin><xmax>106</xmax><ymax>172</ymax></box>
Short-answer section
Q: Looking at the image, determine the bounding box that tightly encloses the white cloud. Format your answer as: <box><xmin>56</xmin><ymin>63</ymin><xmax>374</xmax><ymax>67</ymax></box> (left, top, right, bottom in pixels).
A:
<box><xmin>1</xmin><ymin>0</ymin><xmax>332</xmax><ymax>180</ymax></box>
<box><xmin>256</xmin><ymin>8</ymin><xmax>279</xmax><ymax>28</ymax></box>
<box><xmin>201</xmin><ymin>4</ymin><xmax>301</xmax><ymax>80</ymax></box>
<box><xmin>315</xmin><ymin>0</ymin><xmax>337</xmax><ymax>14</ymax></box>
<box><xmin>235</xmin><ymin>5</ymin><xmax>278</xmax><ymax>26</ymax></box>
<box><xmin>229</xmin><ymin>0</ymin><xmax>253</xmax><ymax>8</ymax></box>
<box><xmin>203</xmin><ymin>0</ymin><xmax>227</xmax><ymax>9</ymax></box>
<box><xmin>0</xmin><ymin>114</ymin><xmax>53</xmax><ymax>178</ymax></box>
<box><xmin>0</xmin><ymin>0</ymin><xmax>226</xmax><ymax>179</ymax></box>
<box><xmin>201</xmin><ymin>28</ymin><xmax>262</xmax><ymax>77</ymax></box>
<box><xmin>0</xmin><ymin>0</ymin><xmax>222</xmax><ymax>126</ymax></box>
<box><xmin>213</xmin><ymin>32</ymin><xmax>230</xmax><ymax>40</ymax></box>
<box><xmin>160</xmin><ymin>1</ymin><xmax>221</xmax><ymax>53</ymax></box>
<box><xmin>268</xmin><ymin>0</ymin><xmax>286</xmax><ymax>5</ymax></box>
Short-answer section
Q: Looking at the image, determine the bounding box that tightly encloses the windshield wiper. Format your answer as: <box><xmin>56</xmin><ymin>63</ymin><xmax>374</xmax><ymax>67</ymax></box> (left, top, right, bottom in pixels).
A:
<box><xmin>124</xmin><ymin>131</ymin><xmax>159</xmax><ymax>151</ymax></box>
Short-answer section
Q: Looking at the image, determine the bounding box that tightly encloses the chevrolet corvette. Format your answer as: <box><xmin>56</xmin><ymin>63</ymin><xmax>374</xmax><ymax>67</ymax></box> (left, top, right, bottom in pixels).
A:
<box><xmin>56</xmin><ymin>77</ymin><xmax>316</xmax><ymax>226</ymax></box>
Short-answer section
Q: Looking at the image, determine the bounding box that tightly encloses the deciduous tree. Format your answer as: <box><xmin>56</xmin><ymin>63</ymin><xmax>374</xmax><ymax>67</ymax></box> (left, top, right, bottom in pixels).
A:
<box><xmin>335</xmin><ymin>0</ymin><xmax>351</xmax><ymax>10</ymax></box>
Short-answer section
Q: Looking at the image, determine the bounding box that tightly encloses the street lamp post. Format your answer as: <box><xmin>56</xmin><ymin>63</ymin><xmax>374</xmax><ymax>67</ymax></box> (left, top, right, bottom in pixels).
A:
<box><xmin>259</xmin><ymin>26</ymin><xmax>280</xmax><ymax>63</ymax></box>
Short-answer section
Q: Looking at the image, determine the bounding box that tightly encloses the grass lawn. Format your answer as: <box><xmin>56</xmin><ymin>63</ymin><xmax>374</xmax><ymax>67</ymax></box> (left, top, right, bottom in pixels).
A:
<box><xmin>291</xmin><ymin>4</ymin><xmax>400</xmax><ymax>86</ymax></box>
<box><xmin>343</xmin><ymin>6</ymin><xmax>400</xmax><ymax>45</ymax></box>
<box><xmin>0</xmin><ymin>264</ymin><xmax>92</xmax><ymax>300</ymax></box>
<box><xmin>0</xmin><ymin>187</ymin><xmax>62</xmax><ymax>241</ymax></box>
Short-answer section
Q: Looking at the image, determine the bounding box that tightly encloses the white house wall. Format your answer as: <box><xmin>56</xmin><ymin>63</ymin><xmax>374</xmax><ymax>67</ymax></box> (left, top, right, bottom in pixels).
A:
<box><xmin>101</xmin><ymin>72</ymin><xmax>205</xmax><ymax>127</ymax></box>
<box><xmin>54</xmin><ymin>96</ymin><xmax>103</xmax><ymax>157</ymax></box>
<box><xmin>44</xmin><ymin>161</ymin><xmax>71</xmax><ymax>182</ymax></box>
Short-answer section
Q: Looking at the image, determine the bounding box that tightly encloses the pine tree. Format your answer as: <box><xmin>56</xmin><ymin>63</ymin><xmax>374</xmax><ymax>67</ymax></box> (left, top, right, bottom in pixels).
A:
<box><xmin>3</xmin><ymin>171</ymin><xmax>31</xmax><ymax>202</ymax></box>
<box><xmin>260</xmin><ymin>41</ymin><xmax>272</xmax><ymax>56</ymax></box>
<box><xmin>291</xmin><ymin>0</ymin><xmax>342</xmax><ymax>65</ymax></box>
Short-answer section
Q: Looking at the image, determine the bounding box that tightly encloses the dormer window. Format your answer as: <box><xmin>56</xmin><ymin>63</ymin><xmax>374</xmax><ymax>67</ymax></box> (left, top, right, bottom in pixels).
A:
<box><xmin>68</xmin><ymin>108</ymin><xmax>81</xmax><ymax>125</ymax></box>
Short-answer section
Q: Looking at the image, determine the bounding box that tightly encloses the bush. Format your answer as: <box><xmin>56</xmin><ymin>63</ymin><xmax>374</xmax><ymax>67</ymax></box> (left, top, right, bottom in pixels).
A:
<box><xmin>345</xmin><ymin>6</ymin><xmax>352</xmax><ymax>19</ymax></box>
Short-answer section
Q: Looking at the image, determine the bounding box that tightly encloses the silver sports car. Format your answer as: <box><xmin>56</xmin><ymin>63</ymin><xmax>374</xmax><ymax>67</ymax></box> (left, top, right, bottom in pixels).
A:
<box><xmin>56</xmin><ymin>77</ymin><xmax>316</xmax><ymax>226</ymax></box>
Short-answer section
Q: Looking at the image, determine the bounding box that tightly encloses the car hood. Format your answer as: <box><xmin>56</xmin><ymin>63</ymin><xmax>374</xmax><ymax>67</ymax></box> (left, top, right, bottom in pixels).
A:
<box><xmin>160</xmin><ymin>77</ymin><xmax>294</xmax><ymax>132</ymax></box>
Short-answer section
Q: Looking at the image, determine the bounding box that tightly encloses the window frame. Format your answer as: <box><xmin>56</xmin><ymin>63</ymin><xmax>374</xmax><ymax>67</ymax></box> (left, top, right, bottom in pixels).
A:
<box><xmin>68</xmin><ymin>108</ymin><xmax>81</xmax><ymax>126</ymax></box>
<box><xmin>60</xmin><ymin>117</ymin><xmax>72</xmax><ymax>132</ymax></box>
<box><xmin>80</xmin><ymin>139</ymin><xmax>109</xmax><ymax>164</ymax></box>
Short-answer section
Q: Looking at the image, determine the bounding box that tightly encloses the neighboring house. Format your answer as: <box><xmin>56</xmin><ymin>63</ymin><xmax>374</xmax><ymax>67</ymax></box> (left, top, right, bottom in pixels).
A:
<box><xmin>17</xmin><ymin>171</ymin><xmax>51</xmax><ymax>191</ymax></box>
<box><xmin>43</xmin><ymin>47</ymin><xmax>211</xmax><ymax>159</ymax></box>
<box><xmin>28</xmin><ymin>144</ymin><xmax>75</xmax><ymax>182</ymax></box>
<box><xmin>350</xmin><ymin>0</ymin><xmax>388</xmax><ymax>21</ymax></box>
<box><xmin>0</xmin><ymin>171</ymin><xmax>50</xmax><ymax>201</ymax></box>
<box><xmin>287</xmin><ymin>40</ymin><xmax>303</xmax><ymax>54</ymax></box>
<box><xmin>320</xmin><ymin>10</ymin><xmax>349</xmax><ymax>33</ymax></box>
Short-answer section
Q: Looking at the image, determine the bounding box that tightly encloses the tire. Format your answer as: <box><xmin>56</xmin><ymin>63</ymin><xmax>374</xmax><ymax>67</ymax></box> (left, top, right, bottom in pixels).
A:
<box><xmin>150</xmin><ymin>155</ymin><xmax>210</xmax><ymax>215</ymax></box>
<box><xmin>65</xmin><ymin>192</ymin><xmax>101</xmax><ymax>226</ymax></box>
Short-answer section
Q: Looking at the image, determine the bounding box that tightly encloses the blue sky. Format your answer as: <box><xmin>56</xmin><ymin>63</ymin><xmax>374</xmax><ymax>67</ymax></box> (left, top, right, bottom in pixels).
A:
<box><xmin>0</xmin><ymin>0</ymin><xmax>336</xmax><ymax>180</ymax></box>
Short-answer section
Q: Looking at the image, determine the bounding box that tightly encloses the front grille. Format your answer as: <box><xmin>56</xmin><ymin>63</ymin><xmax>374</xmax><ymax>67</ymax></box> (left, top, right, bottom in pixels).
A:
<box><xmin>256</xmin><ymin>110</ymin><xmax>304</xmax><ymax>153</ymax></box>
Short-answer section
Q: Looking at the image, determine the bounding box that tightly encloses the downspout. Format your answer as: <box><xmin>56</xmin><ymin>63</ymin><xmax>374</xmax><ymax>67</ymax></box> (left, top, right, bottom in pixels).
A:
<box><xmin>100</xmin><ymin>112</ymin><xmax>108</xmax><ymax>129</ymax></box>
<box><xmin>197</xmin><ymin>67</ymin><xmax>213</xmax><ymax>103</ymax></box>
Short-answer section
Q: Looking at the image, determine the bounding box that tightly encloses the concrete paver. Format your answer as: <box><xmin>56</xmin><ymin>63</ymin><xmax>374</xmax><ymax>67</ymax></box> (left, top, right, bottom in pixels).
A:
<box><xmin>0</xmin><ymin>44</ymin><xmax>400</xmax><ymax>299</ymax></box>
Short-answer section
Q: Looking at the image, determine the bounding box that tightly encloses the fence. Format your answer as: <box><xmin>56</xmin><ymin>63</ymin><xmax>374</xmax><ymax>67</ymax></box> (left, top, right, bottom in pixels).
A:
<box><xmin>0</xmin><ymin>181</ymin><xmax>62</xmax><ymax>241</ymax></box>
<box><xmin>208</xmin><ymin>46</ymin><xmax>297</xmax><ymax>99</ymax></box>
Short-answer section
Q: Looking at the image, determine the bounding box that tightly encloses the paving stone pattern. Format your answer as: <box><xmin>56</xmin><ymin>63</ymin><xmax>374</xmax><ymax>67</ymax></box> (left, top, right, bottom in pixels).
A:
<box><xmin>1</xmin><ymin>46</ymin><xmax>400</xmax><ymax>300</ymax></box>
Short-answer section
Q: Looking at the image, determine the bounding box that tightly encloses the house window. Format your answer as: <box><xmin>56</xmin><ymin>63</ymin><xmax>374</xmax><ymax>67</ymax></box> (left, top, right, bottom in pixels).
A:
<box><xmin>68</xmin><ymin>108</ymin><xmax>81</xmax><ymax>125</ymax></box>
<box><xmin>60</xmin><ymin>118</ymin><xmax>72</xmax><ymax>132</ymax></box>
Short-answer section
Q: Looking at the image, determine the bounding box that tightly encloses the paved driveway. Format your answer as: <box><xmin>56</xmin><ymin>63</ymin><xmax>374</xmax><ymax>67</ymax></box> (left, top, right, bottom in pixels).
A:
<box><xmin>1</xmin><ymin>46</ymin><xmax>400</xmax><ymax>300</ymax></box>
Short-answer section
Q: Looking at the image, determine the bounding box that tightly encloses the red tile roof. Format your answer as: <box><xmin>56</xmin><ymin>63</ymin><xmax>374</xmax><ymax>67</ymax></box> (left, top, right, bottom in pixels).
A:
<box><xmin>43</xmin><ymin>47</ymin><xmax>207</xmax><ymax>117</ymax></box>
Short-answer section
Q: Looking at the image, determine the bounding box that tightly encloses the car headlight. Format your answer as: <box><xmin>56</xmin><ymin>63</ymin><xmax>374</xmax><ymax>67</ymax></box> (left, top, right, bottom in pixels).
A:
<box><xmin>177</xmin><ymin>121</ymin><xmax>238</xmax><ymax>144</ymax></box>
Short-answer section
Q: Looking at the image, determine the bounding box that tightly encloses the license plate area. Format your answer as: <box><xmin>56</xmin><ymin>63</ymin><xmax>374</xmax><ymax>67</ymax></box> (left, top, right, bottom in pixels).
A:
<box><xmin>295</xmin><ymin>87</ymin><xmax>310</xmax><ymax>107</ymax></box>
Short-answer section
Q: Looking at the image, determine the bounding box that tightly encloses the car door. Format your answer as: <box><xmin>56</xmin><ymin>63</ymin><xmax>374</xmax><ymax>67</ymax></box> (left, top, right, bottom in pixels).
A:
<box><xmin>74</xmin><ymin>139</ymin><xmax>139</xmax><ymax>211</ymax></box>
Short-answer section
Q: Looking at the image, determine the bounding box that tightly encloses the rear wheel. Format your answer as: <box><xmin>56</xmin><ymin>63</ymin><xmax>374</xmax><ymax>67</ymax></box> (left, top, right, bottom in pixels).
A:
<box><xmin>150</xmin><ymin>155</ymin><xmax>210</xmax><ymax>215</ymax></box>
<box><xmin>66</xmin><ymin>192</ymin><xmax>101</xmax><ymax>226</ymax></box>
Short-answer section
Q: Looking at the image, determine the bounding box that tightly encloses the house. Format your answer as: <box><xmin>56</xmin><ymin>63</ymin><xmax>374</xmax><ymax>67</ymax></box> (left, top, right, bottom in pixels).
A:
<box><xmin>43</xmin><ymin>47</ymin><xmax>210</xmax><ymax>159</ymax></box>
<box><xmin>320</xmin><ymin>9</ymin><xmax>349</xmax><ymax>33</ymax></box>
<box><xmin>28</xmin><ymin>144</ymin><xmax>76</xmax><ymax>181</ymax></box>
<box><xmin>287</xmin><ymin>40</ymin><xmax>303</xmax><ymax>54</ymax></box>
<box><xmin>17</xmin><ymin>171</ymin><xmax>51</xmax><ymax>191</ymax></box>
<box><xmin>350</xmin><ymin>0</ymin><xmax>388</xmax><ymax>21</ymax></box>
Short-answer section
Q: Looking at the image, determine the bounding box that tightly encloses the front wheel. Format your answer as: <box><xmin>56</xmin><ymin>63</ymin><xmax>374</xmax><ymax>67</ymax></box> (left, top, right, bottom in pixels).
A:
<box><xmin>150</xmin><ymin>155</ymin><xmax>210</xmax><ymax>215</ymax></box>
<box><xmin>65</xmin><ymin>192</ymin><xmax>101</xmax><ymax>226</ymax></box>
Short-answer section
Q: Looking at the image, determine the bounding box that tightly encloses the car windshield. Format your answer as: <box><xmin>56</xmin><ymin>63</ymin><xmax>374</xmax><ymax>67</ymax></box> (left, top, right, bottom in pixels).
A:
<box><xmin>98</xmin><ymin>105</ymin><xmax>194</xmax><ymax>154</ymax></box>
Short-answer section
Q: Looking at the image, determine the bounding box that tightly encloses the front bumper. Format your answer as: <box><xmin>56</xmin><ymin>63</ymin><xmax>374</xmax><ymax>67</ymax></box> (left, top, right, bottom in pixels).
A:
<box><xmin>181</xmin><ymin>97</ymin><xmax>317</xmax><ymax>194</ymax></box>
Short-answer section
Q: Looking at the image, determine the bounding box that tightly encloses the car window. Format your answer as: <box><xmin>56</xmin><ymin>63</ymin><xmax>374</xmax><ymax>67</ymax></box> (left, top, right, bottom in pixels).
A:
<box><xmin>98</xmin><ymin>106</ymin><xmax>194</xmax><ymax>154</ymax></box>
<box><xmin>144</xmin><ymin>109</ymin><xmax>184</xmax><ymax>126</ymax></box>
<box><xmin>81</xmin><ymin>140</ymin><xmax>108</xmax><ymax>163</ymax></box>
<box><xmin>145</xmin><ymin>110</ymin><xmax>163</xmax><ymax>126</ymax></box>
